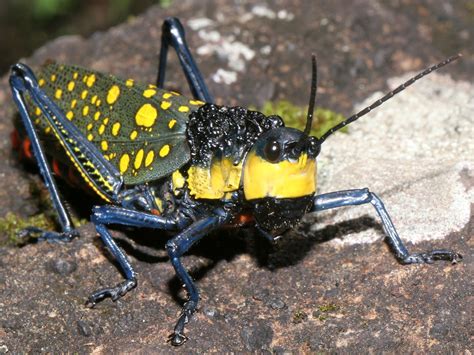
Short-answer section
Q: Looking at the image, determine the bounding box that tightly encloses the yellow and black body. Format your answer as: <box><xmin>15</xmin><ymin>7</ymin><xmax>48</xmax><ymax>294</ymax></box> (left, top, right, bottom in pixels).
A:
<box><xmin>9</xmin><ymin>16</ymin><xmax>462</xmax><ymax>347</ymax></box>
<box><xmin>13</xmin><ymin>62</ymin><xmax>320</xmax><ymax>236</ymax></box>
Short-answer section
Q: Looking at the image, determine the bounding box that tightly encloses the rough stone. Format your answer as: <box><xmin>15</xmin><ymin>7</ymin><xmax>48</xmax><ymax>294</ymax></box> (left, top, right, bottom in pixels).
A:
<box><xmin>240</xmin><ymin>320</ymin><xmax>274</xmax><ymax>351</ymax></box>
<box><xmin>0</xmin><ymin>0</ymin><xmax>472</xmax><ymax>353</ymax></box>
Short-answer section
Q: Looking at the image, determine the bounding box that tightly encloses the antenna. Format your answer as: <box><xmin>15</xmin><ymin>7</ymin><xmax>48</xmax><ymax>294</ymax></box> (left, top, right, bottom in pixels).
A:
<box><xmin>318</xmin><ymin>54</ymin><xmax>462</xmax><ymax>144</ymax></box>
<box><xmin>294</xmin><ymin>54</ymin><xmax>318</xmax><ymax>154</ymax></box>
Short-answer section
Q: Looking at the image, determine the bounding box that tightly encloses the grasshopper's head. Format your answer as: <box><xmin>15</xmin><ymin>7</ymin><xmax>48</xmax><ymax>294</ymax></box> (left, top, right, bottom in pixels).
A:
<box><xmin>243</xmin><ymin>55</ymin><xmax>322</xmax><ymax>235</ymax></box>
<box><xmin>243</xmin><ymin>126</ymin><xmax>320</xmax><ymax>235</ymax></box>
<box><xmin>243</xmin><ymin>53</ymin><xmax>462</xmax><ymax>236</ymax></box>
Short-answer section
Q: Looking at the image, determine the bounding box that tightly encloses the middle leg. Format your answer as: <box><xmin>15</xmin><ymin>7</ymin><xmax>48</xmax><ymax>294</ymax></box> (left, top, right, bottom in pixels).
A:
<box><xmin>165</xmin><ymin>209</ymin><xmax>232</xmax><ymax>346</ymax></box>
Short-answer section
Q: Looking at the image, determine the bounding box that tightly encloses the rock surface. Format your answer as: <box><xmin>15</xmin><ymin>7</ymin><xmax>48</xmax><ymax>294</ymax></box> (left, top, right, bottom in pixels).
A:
<box><xmin>0</xmin><ymin>1</ymin><xmax>472</xmax><ymax>353</ymax></box>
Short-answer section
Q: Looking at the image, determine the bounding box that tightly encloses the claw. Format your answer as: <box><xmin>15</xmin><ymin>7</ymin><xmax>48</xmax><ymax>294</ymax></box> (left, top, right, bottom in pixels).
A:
<box><xmin>18</xmin><ymin>226</ymin><xmax>79</xmax><ymax>243</ymax></box>
<box><xmin>169</xmin><ymin>332</ymin><xmax>187</xmax><ymax>346</ymax></box>
<box><xmin>402</xmin><ymin>249</ymin><xmax>463</xmax><ymax>265</ymax></box>
<box><xmin>167</xmin><ymin>301</ymin><xmax>197</xmax><ymax>346</ymax></box>
<box><xmin>86</xmin><ymin>278</ymin><xmax>137</xmax><ymax>307</ymax></box>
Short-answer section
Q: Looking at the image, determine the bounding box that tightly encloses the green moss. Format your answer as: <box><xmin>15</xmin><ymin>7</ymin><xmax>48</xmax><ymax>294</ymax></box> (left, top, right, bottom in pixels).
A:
<box><xmin>0</xmin><ymin>212</ymin><xmax>55</xmax><ymax>246</ymax></box>
<box><xmin>312</xmin><ymin>303</ymin><xmax>340</xmax><ymax>321</ymax></box>
<box><xmin>292</xmin><ymin>309</ymin><xmax>308</xmax><ymax>324</ymax></box>
<box><xmin>0</xmin><ymin>181</ymin><xmax>86</xmax><ymax>246</ymax></box>
<box><xmin>318</xmin><ymin>303</ymin><xmax>339</xmax><ymax>312</ymax></box>
<box><xmin>254</xmin><ymin>100</ymin><xmax>348</xmax><ymax>138</ymax></box>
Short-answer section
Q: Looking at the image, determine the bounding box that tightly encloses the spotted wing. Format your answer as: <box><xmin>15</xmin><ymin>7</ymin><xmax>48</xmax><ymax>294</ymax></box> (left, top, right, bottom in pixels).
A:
<box><xmin>32</xmin><ymin>63</ymin><xmax>205</xmax><ymax>185</ymax></box>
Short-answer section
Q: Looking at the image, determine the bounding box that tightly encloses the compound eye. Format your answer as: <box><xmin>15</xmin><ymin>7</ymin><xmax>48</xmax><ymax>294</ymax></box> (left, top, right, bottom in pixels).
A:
<box><xmin>263</xmin><ymin>139</ymin><xmax>281</xmax><ymax>162</ymax></box>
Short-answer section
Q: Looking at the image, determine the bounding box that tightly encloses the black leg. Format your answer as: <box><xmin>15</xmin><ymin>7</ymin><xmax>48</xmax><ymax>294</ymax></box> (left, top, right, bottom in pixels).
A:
<box><xmin>157</xmin><ymin>17</ymin><xmax>214</xmax><ymax>103</ymax></box>
<box><xmin>312</xmin><ymin>188</ymin><xmax>462</xmax><ymax>264</ymax></box>
<box><xmin>87</xmin><ymin>205</ymin><xmax>182</xmax><ymax>306</ymax></box>
<box><xmin>9</xmin><ymin>64</ymin><xmax>125</xmax><ymax>241</ymax></box>
<box><xmin>10</xmin><ymin>65</ymin><xmax>76</xmax><ymax>241</ymax></box>
<box><xmin>165</xmin><ymin>209</ymin><xmax>231</xmax><ymax>346</ymax></box>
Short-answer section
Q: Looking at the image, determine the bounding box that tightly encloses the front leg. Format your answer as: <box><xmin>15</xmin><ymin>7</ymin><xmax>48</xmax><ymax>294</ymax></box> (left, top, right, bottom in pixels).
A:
<box><xmin>87</xmin><ymin>205</ymin><xmax>181</xmax><ymax>306</ymax></box>
<box><xmin>165</xmin><ymin>209</ymin><xmax>232</xmax><ymax>346</ymax></box>
<box><xmin>312</xmin><ymin>188</ymin><xmax>462</xmax><ymax>264</ymax></box>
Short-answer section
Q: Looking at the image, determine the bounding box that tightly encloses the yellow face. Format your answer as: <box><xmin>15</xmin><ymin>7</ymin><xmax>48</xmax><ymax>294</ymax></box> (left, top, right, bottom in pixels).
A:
<box><xmin>243</xmin><ymin>150</ymin><xmax>317</xmax><ymax>200</ymax></box>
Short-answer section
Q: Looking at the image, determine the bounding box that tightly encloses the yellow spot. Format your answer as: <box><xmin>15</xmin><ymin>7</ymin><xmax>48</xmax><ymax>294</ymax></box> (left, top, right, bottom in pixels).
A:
<box><xmin>82</xmin><ymin>106</ymin><xmax>89</xmax><ymax>116</ymax></box>
<box><xmin>172</xmin><ymin>170</ymin><xmax>185</xmax><ymax>189</ymax></box>
<box><xmin>171</xmin><ymin>91</ymin><xmax>180</xmax><ymax>96</ymax></box>
<box><xmin>94</xmin><ymin>112</ymin><xmax>101</xmax><ymax>121</ymax></box>
<box><xmin>55</xmin><ymin>89</ymin><xmax>62</xmax><ymax>99</ymax></box>
<box><xmin>50</xmin><ymin>74</ymin><xmax>57</xmax><ymax>82</ymax></box>
<box><xmin>168</xmin><ymin>119</ymin><xmax>177</xmax><ymax>129</ymax></box>
<box><xmin>98</xmin><ymin>124</ymin><xmax>105</xmax><ymax>135</ymax></box>
<box><xmin>126</xmin><ymin>79</ymin><xmax>134</xmax><ymax>87</ymax></box>
<box><xmin>145</xmin><ymin>150</ymin><xmax>154</xmax><ymax>167</ymax></box>
<box><xmin>143</xmin><ymin>88</ymin><xmax>156</xmax><ymax>98</ymax></box>
<box><xmin>71</xmin><ymin>99</ymin><xmax>77</xmax><ymax>109</ymax></box>
<box><xmin>91</xmin><ymin>95</ymin><xmax>98</xmax><ymax>104</ymax></box>
<box><xmin>81</xmin><ymin>90</ymin><xmax>88</xmax><ymax>99</ymax></box>
<box><xmin>162</xmin><ymin>92</ymin><xmax>172</xmax><ymax>99</ymax></box>
<box><xmin>34</xmin><ymin>118</ymin><xmax>40</xmax><ymax>125</ymax></box>
<box><xmin>148</xmin><ymin>84</ymin><xmax>157</xmax><ymax>89</ymax></box>
<box><xmin>119</xmin><ymin>154</ymin><xmax>130</xmax><ymax>173</ymax></box>
<box><xmin>86</xmin><ymin>74</ymin><xmax>96</xmax><ymax>87</ymax></box>
<box><xmin>45</xmin><ymin>127</ymin><xmax>51</xmax><ymax>134</ymax></box>
<box><xmin>87</xmin><ymin>123</ymin><xmax>93</xmax><ymax>131</ymax></box>
<box><xmin>103</xmin><ymin>117</ymin><xmax>109</xmax><ymax>124</ymax></box>
<box><xmin>159</xmin><ymin>144</ymin><xmax>170</xmax><ymax>158</ymax></box>
<box><xmin>87</xmin><ymin>133</ymin><xmax>94</xmax><ymax>141</ymax></box>
<box><xmin>134</xmin><ymin>149</ymin><xmax>144</xmax><ymax>170</ymax></box>
<box><xmin>73</xmin><ymin>72</ymin><xmax>79</xmax><ymax>79</ymax></box>
<box><xmin>95</xmin><ymin>99</ymin><xmax>101</xmax><ymax>107</ymax></box>
<box><xmin>101</xmin><ymin>141</ymin><xmax>108</xmax><ymax>151</ymax></box>
<box><xmin>135</xmin><ymin>103</ymin><xmax>158</xmax><ymax>128</ymax></box>
<box><xmin>112</xmin><ymin>122</ymin><xmax>121</xmax><ymax>136</ymax></box>
<box><xmin>35</xmin><ymin>107</ymin><xmax>42</xmax><ymax>116</ymax></box>
<box><xmin>130</xmin><ymin>130</ymin><xmax>138</xmax><ymax>140</ymax></box>
<box><xmin>67</xmin><ymin>81</ymin><xmax>75</xmax><ymax>91</ymax></box>
<box><xmin>107</xmin><ymin>85</ymin><xmax>120</xmax><ymax>104</ymax></box>
<box><xmin>66</xmin><ymin>111</ymin><xmax>74</xmax><ymax>120</ymax></box>
<box><xmin>38</xmin><ymin>78</ymin><xmax>45</xmax><ymax>87</ymax></box>
<box><xmin>161</xmin><ymin>101</ymin><xmax>172</xmax><ymax>110</ymax></box>
<box><xmin>190</xmin><ymin>100</ymin><xmax>204</xmax><ymax>105</ymax></box>
<box><xmin>178</xmin><ymin>105</ymin><xmax>189</xmax><ymax>113</ymax></box>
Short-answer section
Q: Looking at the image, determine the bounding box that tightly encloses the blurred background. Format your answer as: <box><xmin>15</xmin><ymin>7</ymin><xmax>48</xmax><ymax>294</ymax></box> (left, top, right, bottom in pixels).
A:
<box><xmin>0</xmin><ymin>0</ymin><xmax>171</xmax><ymax>75</ymax></box>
